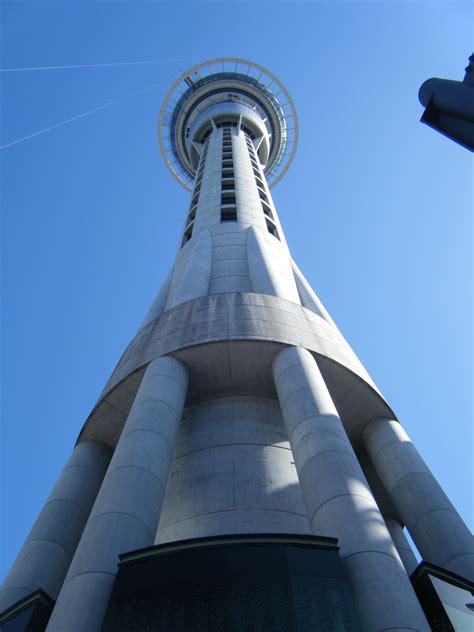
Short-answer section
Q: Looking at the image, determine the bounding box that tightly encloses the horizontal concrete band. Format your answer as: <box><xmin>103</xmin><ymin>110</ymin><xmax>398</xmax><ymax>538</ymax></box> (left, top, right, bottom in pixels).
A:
<box><xmin>103</xmin><ymin>293</ymin><xmax>376</xmax><ymax>397</ymax></box>
<box><xmin>77</xmin><ymin>294</ymin><xmax>396</xmax><ymax>451</ymax></box>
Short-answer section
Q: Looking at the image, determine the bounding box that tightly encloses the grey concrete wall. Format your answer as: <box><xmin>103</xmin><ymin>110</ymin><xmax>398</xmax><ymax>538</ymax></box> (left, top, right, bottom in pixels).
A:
<box><xmin>0</xmin><ymin>441</ymin><xmax>111</xmax><ymax>612</ymax></box>
<box><xmin>233</xmin><ymin>129</ymin><xmax>268</xmax><ymax>233</ymax></box>
<box><xmin>155</xmin><ymin>396</ymin><xmax>310</xmax><ymax>543</ymax></box>
<box><xmin>166</xmin><ymin>230</ymin><xmax>212</xmax><ymax>308</ymax></box>
<box><xmin>46</xmin><ymin>356</ymin><xmax>188</xmax><ymax>631</ymax></box>
<box><xmin>165</xmin><ymin>129</ymin><xmax>222</xmax><ymax>309</ymax></box>
<box><xmin>154</xmin><ymin>125</ymin><xmax>301</xmax><ymax>309</ymax></box>
<box><xmin>247</xmin><ymin>227</ymin><xmax>300</xmax><ymax>302</ymax></box>
<box><xmin>99</xmin><ymin>293</ymin><xmax>379</xmax><ymax>402</ymax></box>
<box><xmin>363</xmin><ymin>418</ymin><xmax>474</xmax><ymax>581</ymax></box>
<box><xmin>272</xmin><ymin>346</ymin><xmax>429</xmax><ymax>632</ymax></box>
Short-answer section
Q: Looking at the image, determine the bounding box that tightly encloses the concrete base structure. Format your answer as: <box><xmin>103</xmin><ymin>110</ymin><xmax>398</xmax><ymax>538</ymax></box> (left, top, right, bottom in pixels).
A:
<box><xmin>155</xmin><ymin>396</ymin><xmax>310</xmax><ymax>543</ymax></box>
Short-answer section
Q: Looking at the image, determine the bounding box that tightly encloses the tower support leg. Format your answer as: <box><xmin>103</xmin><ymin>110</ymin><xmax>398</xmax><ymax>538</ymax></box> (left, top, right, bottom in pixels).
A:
<box><xmin>46</xmin><ymin>356</ymin><xmax>188</xmax><ymax>632</ymax></box>
<box><xmin>363</xmin><ymin>418</ymin><xmax>474</xmax><ymax>581</ymax></box>
<box><xmin>0</xmin><ymin>441</ymin><xmax>112</xmax><ymax>613</ymax></box>
<box><xmin>272</xmin><ymin>346</ymin><xmax>429</xmax><ymax>632</ymax></box>
<box><xmin>384</xmin><ymin>516</ymin><xmax>419</xmax><ymax>576</ymax></box>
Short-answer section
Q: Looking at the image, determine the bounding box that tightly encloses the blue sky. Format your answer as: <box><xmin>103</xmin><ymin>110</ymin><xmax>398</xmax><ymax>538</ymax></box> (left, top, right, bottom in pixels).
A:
<box><xmin>1</xmin><ymin>0</ymin><xmax>472</xmax><ymax>580</ymax></box>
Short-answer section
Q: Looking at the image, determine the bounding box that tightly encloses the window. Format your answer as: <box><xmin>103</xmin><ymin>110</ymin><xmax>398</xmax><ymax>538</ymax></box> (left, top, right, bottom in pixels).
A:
<box><xmin>186</xmin><ymin>207</ymin><xmax>196</xmax><ymax>225</ymax></box>
<box><xmin>221</xmin><ymin>133</ymin><xmax>237</xmax><ymax>221</ymax></box>
<box><xmin>221</xmin><ymin>207</ymin><xmax>237</xmax><ymax>221</ymax></box>
<box><xmin>182</xmin><ymin>223</ymin><xmax>193</xmax><ymax>246</ymax></box>
<box><xmin>201</xmin><ymin>128</ymin><xmax>212</xmax><ymax>142</ymax></box>
<box><xmin>258</xmin><ymin>189</ymin><xmax>268</xmax><ymax>204</ymax></box>
<box><xmin>266</xmin><ymin>218</ymin><xmax>280</xmax><ymax>240</ymax></box>
<box><xmin>261</xmin><ymin>202</ymin><xmax>274</xmax><ymax>221</ymax></box>
<box><xmin>222</xmin><ymin>194</ymin><xmax>236</xmax><ymax>205</ymax></box>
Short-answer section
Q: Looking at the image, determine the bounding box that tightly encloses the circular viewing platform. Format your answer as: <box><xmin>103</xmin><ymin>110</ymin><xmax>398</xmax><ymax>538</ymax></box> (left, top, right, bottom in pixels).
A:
<box><xmin>158</xmin><ymin>58</ymin><xmax>298</xmax><ymax>190</ymax></box>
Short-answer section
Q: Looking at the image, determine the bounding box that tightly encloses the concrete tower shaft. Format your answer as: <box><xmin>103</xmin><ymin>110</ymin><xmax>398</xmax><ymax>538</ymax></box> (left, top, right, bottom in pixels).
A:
<box><xmin>1</xmin><ymin>58</ymin><xmax>472</xmax><ymax>632</ymax></box>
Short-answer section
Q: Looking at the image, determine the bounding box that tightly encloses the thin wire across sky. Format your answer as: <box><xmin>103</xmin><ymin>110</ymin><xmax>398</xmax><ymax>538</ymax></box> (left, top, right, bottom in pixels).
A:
<box><xmin>0</xmin><ymin>58</ymin><xmax>184</xmax><ymax>149</ymax></box>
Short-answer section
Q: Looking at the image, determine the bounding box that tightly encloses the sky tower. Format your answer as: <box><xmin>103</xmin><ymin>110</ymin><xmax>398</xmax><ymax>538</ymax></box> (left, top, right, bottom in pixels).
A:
<box><xmin>1</xmin><ymin>58</ymin><xmax>473</xmax><ymax>632</ymax></box>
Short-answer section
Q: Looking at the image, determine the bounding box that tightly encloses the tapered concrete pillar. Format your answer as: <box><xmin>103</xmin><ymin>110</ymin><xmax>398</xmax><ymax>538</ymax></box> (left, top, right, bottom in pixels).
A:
<box><xmin>167</xmin><ymin>229</ymin><xmax>213</xmax><ymax>309</ymax></box>
<box><xmin>363</xmin><ymin>418</ymin><xmax>474</xmax><ymax>581</ymax></box>
<box><xmin>0</xmin><ymin>441</ymin><xmax>112</xmax><ymax>613</ymax></box>
<box><xmin>385</xmin><ymin>517</ymin><xmax>419</xmax><ymax>577</ymax></box>
<box><xmin>272</xmin><ymin>346</ymin><xmax>429</xmax><ymax>632</ymax></box>
<box><xmin>46</xmin><ymin>356</ymin><xmax>188</xmax><ymax>632</ymax></box>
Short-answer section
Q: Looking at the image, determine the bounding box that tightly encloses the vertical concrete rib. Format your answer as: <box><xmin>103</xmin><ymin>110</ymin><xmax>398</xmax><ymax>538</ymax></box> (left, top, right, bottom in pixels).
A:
<box><xmin>247</xmin><ymin>226</ymin><xmax>299</xmax><ymax>302</ymax></box>
<box><xmin>291</xmin><ymin>259</ymin><xmax>336</xmax><ymax>325</ymax></box>
<box><xmin>139</xmin><ymin>269</ymin><xmax>172</xmax><ymax>329</ymax></box>
<box><xmin>46</xmin><ymin>356</ymin><xmax>188</xmax><ymax>631</ymax></box>
<box><xmin>272</xmin><ymin>346</ymin><xmax>429</xmax><ymax>632</ymax></box>
<box><xmin>167</xmin><ymin>229</ymin><xmax>213</xmax><ymax>308</ymax></box>
<box><xmin>363</xmin><ymin>418</ymin><xmax>474</xmax><ymax>581</ymax></box>
<box><xmin>0</xmin><ymin>441</ymin><xmax>112</xmax><ymax>612</ymax></box>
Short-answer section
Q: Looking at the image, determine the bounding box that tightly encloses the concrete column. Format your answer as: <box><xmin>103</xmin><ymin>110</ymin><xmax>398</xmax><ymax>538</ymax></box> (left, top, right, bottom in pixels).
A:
<box><xmin>363</xmin><ymin>418</ymin><xmax>474</xmax><ymax>581</ymax></box>
<box><xmin>46</xmin><ymin>356</ymin><xmax>188</xmax><ymax>632</ymax></box>
<box><xmin>272</xmin><ymin>346</ymin><xmax>429</xmax><ymax>632</ymax></box>
<box><xmin>0</xmin><ymin>441</ymin><xmax>112</xmax><ymax>612</ymax></box>
<box><xmin>385</xmin><ymin>517</ymin><xmax>419</xmax><ymax>577</ymax></box>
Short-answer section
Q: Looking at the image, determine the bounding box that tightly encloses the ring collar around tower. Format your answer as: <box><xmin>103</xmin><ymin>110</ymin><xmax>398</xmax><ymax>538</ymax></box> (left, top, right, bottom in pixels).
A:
<box><xmin>158</xmin><ymin>58</ymin><xmax>298</xmax><ymax>190</ymax></box>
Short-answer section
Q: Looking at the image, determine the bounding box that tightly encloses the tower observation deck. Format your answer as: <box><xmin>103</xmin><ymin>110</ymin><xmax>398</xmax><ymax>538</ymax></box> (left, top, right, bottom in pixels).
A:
<box><xmin>1</xmin><ymin>58</ymin><xmax>473</xmax><ymax>632</ymax></box>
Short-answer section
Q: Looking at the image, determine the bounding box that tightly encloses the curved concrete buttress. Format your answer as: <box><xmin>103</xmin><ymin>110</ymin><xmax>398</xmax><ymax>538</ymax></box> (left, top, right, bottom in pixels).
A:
<box><xmin>165</xmin><ymin>230</ymin><xmax>213</xmax><ymax>309</ymax></box>
<box><xmin>139</xmin><ymin>269</ymin><xmax>172</xmax><ymax>329</ymax></box>
<box><xmin>291</xmin><ymin>259</ymin><xmax>336</xmax><ymax>326</ymax></box>
<box><xmin>247</xmin><ymin>227</ymin><xmax>300</xmax><ymax>303</ymax></box>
